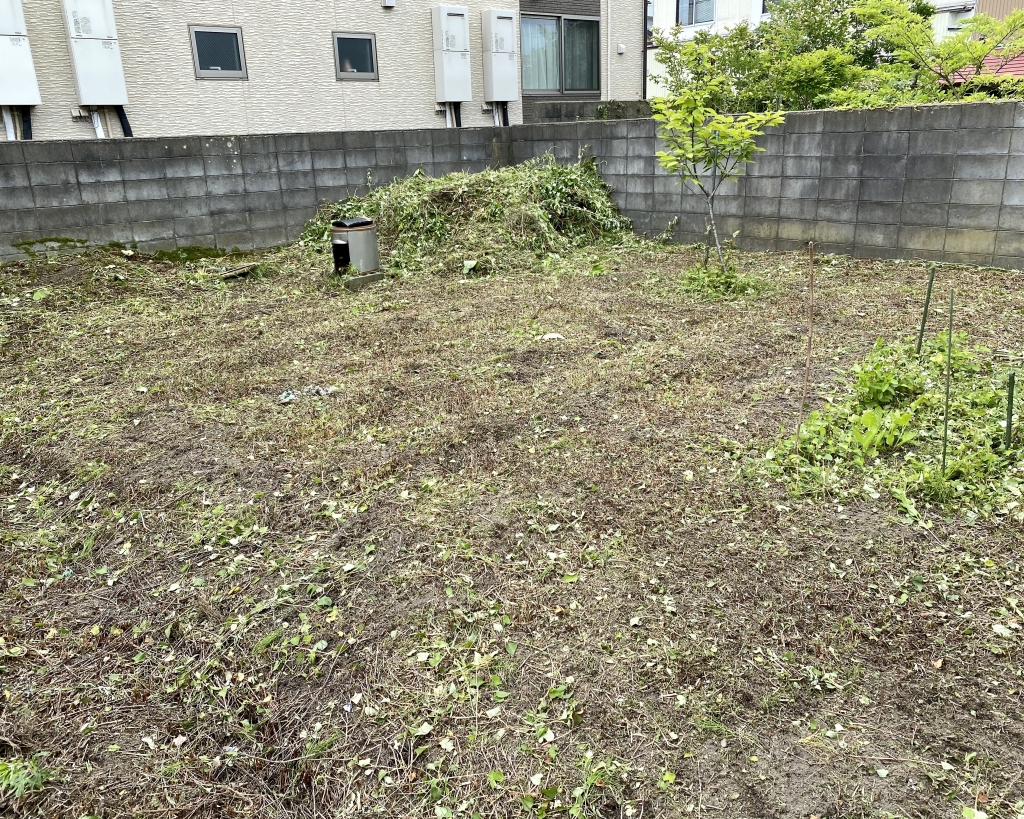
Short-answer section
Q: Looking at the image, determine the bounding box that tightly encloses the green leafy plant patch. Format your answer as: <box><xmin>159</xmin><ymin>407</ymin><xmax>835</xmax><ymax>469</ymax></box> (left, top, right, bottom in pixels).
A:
<box><xmin>765</xmin><ymin>335</ymin><xmax>1023</xmax><ymax>521</ymax></box>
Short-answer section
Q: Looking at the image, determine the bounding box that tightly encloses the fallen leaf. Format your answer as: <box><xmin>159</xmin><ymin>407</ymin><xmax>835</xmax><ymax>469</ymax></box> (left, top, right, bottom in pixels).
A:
<box><xmin>932</xmin><ymin>659</ymin><xmax>943</xmax><ymax>669</ymax></box>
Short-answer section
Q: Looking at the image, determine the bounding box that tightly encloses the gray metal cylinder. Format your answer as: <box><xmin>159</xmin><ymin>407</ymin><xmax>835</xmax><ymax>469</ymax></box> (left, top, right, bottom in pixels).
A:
<box><xmin>330</xmin><ymin>219</ymin><xmax>379</xmax><ymax>274</ymax></box>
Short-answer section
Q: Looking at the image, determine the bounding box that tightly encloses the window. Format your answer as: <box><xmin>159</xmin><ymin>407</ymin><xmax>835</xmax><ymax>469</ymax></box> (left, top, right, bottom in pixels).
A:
<box><xmin>677</xmin><ymin>0</ymin><xmax>714</xmax><ymax>26</ymax></box>
<box><xmin>521</xmin><ymin>15</ymin><xmax>600</xmax><ymax>95</ymax></box>
<box><xmin>335</xmin><ymin>32</ymin><xmax>378</xmax><ymax>81</ymax></box>
<box><xmin>564</xmin><ymin>19</ymin><xmax>600</xmax><ymax>91</ymax></box>
<box><xmin>522</xmin><ymin>17</ymin><xmax>560</xmax><ymax>92</ymax></box>
<box><xmin>189</xmin><ymin>26</ymin><xmax>247</xmax><ymax>79</ymax></box>
<box><xmin>646</xmin><ymin>0</ymin><xmax>655</xmax><ymax>47</ymax></box>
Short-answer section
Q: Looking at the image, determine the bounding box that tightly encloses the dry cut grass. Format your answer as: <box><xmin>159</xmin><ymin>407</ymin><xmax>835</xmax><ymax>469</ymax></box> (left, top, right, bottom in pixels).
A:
<box><xmin>1</xmin><ymin>242</ymin><xmax>1023</xmax><ymax>819</ymax></box>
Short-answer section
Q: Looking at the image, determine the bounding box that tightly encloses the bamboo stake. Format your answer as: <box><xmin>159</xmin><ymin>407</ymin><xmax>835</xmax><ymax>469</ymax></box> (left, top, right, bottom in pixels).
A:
<box><xmin>794</xmin><ymin>242</ymin><xmax>815</xmax><ymax>457</ymax></box>
<box><xmin>1007</xmin><ymin>372</ymin><xmax>1016</xmax><ymax>450</ymax></box>
<box><xmin>941</xmin><ymin>290</ymin><xmax>954</xmax><ymax>474</ymax></box>
<box><xmin>916</xmin><ymin>263</ymin><xmax>936</xmax><ymax>357</ymax></box>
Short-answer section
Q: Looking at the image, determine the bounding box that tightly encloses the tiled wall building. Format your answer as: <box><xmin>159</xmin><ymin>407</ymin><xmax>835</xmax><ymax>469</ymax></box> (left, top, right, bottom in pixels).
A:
<box><xmin>0</xmin><ymin>0</ymin><xmax>644</xmax><ymax>142</ymax></box>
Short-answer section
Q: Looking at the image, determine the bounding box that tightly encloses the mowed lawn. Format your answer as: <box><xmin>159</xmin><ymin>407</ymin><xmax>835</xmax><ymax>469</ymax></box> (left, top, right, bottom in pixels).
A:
<box><xmin>1</xmin><ymin>242</ymin><xmax>1023</xmax><ymax>819</ymax></box>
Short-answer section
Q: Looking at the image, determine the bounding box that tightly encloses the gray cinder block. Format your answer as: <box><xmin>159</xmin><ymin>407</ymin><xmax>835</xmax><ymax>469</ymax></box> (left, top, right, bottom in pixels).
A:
<box><xmin>910</xmin><ymin>130</ymin><xmax>959</xmax><ymax>156</ymax></box>
<box><xmin>898</xmin><ymin>225</ymin><xmax>947</xmax><ymax>251</ymax></box>
<box><xmin>907</xmin><ymin>154</ymin><xmax>955</xmax><ymax>180</ymax></box>
<box><xmin>957</xmin><ymin>128</ymin><xmax>1011</xmax><ymax>155</ymax></box>
<box><xmin>79</xmin><ymin>181</ymin><xmax>126</xmax><ymax>205</ymax></box>
<box><xmin>27</xmin><ymin>162</ymin><xmax>78</xmax><ymax>187</ymax></box>
<box><xmin>959</xmin><ymin>101</ymin><xmax>1014</xmax><ymax>130</ymax></box>
<box><xmin>910</xmin><ymin>104</ymin><xmax>962</xmax><ymax>131</ymax></box>
<box><xmin>904</xmin><ymin>179</ymin><xmax>952</xmax><ymax>204</ymax></box>
<box><xmin>951</xmin><ymin>179</ymin><xmax>1004</xmax><ymax>205</ymax></box>
<box><xmin>902</xmin><ymin>203</ymin><xmax>949</xmax><ymax>227</ymax></box>
<box><xmin>863</xmin><ymin>131</ymin><xmax>909</xmax><ymax>156</ymax></box>
<box><xmin>943</xmin><ymin>228</ymin><xmax>996</xmax><ymax>255</ymax></box>
<box><xmin>947</xmin><ymin>205</ymin><xmax>999</xmax><ymax>231</ymax></box>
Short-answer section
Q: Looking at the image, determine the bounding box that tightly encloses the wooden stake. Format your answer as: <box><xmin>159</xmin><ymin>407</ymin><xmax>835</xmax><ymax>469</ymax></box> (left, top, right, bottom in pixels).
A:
<box><xmin>1007</xmin><ymin>372</ymin><xmax>1016</xmax><ymax>450</ymax></box>
<box><xmin>941</xmin><ymin>289</ymin><xmax>954</xmax><ymax>474</ymax></box>
<box><xmin>916</xmin><ymin>263</ymin><xmax>936</xmax><ymax>357</ymax></box>
<box><xmin>794</xmin><ymin>242</ymin><xmax>815</xmax><ymax>457</ymax></box>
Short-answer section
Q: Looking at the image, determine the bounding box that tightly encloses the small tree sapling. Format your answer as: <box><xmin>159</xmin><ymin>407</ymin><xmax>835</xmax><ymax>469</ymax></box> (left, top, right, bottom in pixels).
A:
<box><xmin>651</xmin><ymin>85</ymin><xmax>784</xmax><ymax>268</ymax></box>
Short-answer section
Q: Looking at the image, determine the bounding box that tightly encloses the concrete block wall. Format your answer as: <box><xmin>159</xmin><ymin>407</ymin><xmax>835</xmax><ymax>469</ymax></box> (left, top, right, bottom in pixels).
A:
<box><xmin>0</xmin><ymin>128</ymin><xmax>506</xmax><ymax>258</ymax></box>
<box><xmin>4</xmin><ymin>100</ymin><xmax>1024</xmax><ymax>268</ymax></box>
<box><xmin>567</xmin><ymin>100</ymin><xmax>1024</xmax><ymax>268</ymax></box>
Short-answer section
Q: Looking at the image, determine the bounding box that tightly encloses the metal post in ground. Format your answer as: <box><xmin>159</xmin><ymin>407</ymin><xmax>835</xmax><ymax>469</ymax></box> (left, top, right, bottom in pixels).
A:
<box><xmin>1007</xmin><ymin>372</ymin><xmax>1016</xmax><ymax>450</ymax></box>
<box><xmin>941</xmin><ymin>289</ymin><xmax>955</xmax><ymax>474</ymax></box>
<box><xmin>916</xmin><ymin>263</ymin><xmax>936</xmax><ymax>357</ymax></box>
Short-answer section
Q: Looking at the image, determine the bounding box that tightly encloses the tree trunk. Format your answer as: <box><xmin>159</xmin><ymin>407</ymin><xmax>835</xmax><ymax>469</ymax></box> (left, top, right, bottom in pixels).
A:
<box><xmin>707</xmin><ymin>198</ymin><xmax>725</xmax><ymax>269</ymax></box>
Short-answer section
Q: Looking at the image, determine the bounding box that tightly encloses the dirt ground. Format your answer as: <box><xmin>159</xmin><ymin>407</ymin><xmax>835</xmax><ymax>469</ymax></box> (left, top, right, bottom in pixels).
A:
<box><xmin>1</xmin><ymin>242</ymin><xmax>1023</xmax><ymax>819</ymax></box>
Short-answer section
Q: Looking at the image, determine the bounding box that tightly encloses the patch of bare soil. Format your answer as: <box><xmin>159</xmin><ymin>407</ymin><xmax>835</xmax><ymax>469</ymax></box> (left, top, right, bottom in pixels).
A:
<box><xmin>1</xmin><ymin>244</ymin><xmax>1023</xmax><ymax>818</ymax></box>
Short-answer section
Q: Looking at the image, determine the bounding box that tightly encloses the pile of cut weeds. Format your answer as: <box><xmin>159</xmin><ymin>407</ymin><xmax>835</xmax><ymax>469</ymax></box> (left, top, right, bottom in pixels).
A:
<box><xmin>301</xmin><ymin>156</ymin><xmax>633</xmax><ymax>277</ymax></box>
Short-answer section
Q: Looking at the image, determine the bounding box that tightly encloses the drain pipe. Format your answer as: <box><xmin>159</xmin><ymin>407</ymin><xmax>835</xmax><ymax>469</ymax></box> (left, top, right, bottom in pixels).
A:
<box><xmin>114</xmin><ymin>105</ymin><xmax>133</xmax><ymax>137</ymax></box>
<box><xmin>1</xmin><ymin>106</ymin><xmax>16</xmax><ymax>141</ymax></box>
<box><xmin>445</xmin><ymin>102</ymin><xmax>453</xmax><ymax>128</ymax></box>
<box><xmin>453</xmin><ymin>101</ymin><xmax>462</xmax><ymax>128</ymax></box>
<box><xmin>501</xmin><ymin>101</ymin><xmax>509</xmax><ymax>127</ymax></box>
<box><xmin>91</xmin><ymin>109</ymin><xmax>106</xmax><ymax>138</ymax></box>
<box><xmin>20</xmin><ymin>106</ymin><xmax>32</xmax><ymax>140</ymax></box>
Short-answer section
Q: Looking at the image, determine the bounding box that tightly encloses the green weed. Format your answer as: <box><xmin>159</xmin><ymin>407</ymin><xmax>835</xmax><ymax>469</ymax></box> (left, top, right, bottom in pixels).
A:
<box><xmin>767</xmin><ymin>335</ymin><xmax>1023</xmax><ymax>520</ymax></box>
<box><xmin>0</xmin><ymin>754</ymin><xmax>51</xmax><ymax>801</ymax></box>
<box><xmin>681</xmin><ymin>259</ymin><xmax>766</xmax><ymax>300</ymax></box>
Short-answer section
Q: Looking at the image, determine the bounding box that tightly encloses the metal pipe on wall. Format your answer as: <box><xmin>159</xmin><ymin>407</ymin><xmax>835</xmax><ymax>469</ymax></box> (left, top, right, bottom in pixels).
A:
<box><xmin>91</xmin><ymin>110</ymin><xmax>106</xmax><ymax>138</ymax></box>
<box><xmin>1</xmin><ymin>106</ymin><xmax>16</xmax><ymax>141</ymax></box>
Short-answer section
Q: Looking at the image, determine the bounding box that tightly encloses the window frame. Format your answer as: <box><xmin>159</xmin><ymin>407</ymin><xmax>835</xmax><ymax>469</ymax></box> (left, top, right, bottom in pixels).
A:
<box><xmin>520</xmin><ymin>13</ymin><xmax>601</xmax><ymax>96</ymax></box>
<box><xmin>333</xmin><ymin>31</ymin><xmax>379</xmax><ymax>81</ymax></box>
<box><xmin>189</xmin><ymin>25</ymin><xmax>248</xmax><ymax>80</ymax></box>
<box><xmin>676</xmin><ymin>0</ymin><xmax>715</xmax><ymax>27</ymax></box>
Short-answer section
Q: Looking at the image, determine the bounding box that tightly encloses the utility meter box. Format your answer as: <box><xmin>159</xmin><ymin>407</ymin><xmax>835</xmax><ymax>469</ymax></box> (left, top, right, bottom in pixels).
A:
<box><xmin>432</xmin><ymin>5</ymin><xmax>472</xmax><ymax>102</ymax></box>
<box><xmin>482</xmin><ymin>9</ymin><xmax>518</xmax><ymax>102</ymax></box>
<box><xmin>61</xmin><ymin>0</ymin><xmax>128</xmax><ymax>106</ymax></box>
<box><xmin>0</xmin><ymin>0</ymin><xmax>42</xmax><ymax>105</ymax></box>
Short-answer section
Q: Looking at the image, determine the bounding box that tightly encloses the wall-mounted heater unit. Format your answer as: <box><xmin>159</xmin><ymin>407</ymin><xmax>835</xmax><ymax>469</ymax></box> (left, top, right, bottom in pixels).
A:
<box><xmin>481</xmin><ymin>9</ymin><xmax>517</xmax><ymax>126</ymax></box>
<box><xmin>0</xmin><ymin>0</ymin><xmax>42</xmax><ymax>140</ymax></box>
<box><xmin>61</xmin><ymin>0</ymin><xmax>130</xmax><ymax>137</ymax></box>
<box><xmin>432</xmin><ymin>5</ymin><xmax>472</xmax><ymax>127</ymax></box>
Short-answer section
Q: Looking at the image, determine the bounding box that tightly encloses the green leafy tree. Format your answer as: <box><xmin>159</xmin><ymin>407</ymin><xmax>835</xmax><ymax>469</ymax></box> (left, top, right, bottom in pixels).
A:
<box><xmin>648</xmin><ymin>0</ymin><xmax>1024</xmax><ymax>112</ymax></box>
<box><xmin>854</xmin><ymin>0</ymin><xmax>1024</xmax><ymax>100</ymax></box>
<box><xmin>651</xmin><ymin>2</ymin><xmax>865</xmax><ymax>111</ymax></box>
<box><xmin>652</xmin><ymin>86</ymin><xmax>784</xmax><ymax>266</ymax></box>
